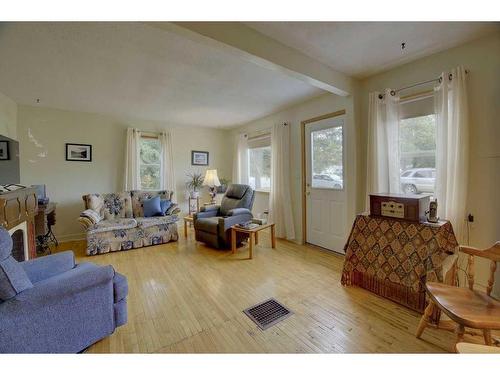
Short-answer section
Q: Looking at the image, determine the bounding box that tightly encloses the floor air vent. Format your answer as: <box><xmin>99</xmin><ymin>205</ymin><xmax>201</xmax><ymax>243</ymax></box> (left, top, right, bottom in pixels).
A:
<box><xmin>243</xmin><ymin>298</ymin><xmax>293</xmax><ymax>330</ymax></box>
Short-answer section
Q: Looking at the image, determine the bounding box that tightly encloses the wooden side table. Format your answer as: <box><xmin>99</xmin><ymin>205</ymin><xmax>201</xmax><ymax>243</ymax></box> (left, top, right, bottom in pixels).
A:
<box><xmin>183</xmin><ymin>215</ymin><xmax>194</xmax><ymax>238</ymax></box>
<box><xmin>231</xmin><ymin>223</ymin><xmax>275</xmax><ymax>259</ymax></box>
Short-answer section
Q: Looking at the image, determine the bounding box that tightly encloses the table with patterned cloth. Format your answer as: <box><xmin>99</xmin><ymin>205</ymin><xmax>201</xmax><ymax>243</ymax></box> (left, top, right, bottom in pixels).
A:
<box><xmin>341</xmin><ymin>214</ymin><xmax>458</xmax><ymax>313</ymax></box>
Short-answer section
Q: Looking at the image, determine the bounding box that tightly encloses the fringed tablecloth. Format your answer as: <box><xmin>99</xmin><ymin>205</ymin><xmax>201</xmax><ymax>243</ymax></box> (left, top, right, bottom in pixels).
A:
<box><xmin>341</xmin><ymin>214</ymin><xmax>458</xmax><ymax>313</ymax></box>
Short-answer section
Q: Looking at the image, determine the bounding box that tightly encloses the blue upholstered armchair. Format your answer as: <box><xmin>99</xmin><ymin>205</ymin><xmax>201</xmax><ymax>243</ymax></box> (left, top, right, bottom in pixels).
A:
<box><xmin>0</xmin><ymin>227</ymin><xmax>128</xmax><ymax>353</ymax></box>
<box><xmin>193</xmin><ymin>184</ymin><xmax>255</xmax><ymax>249</ymax></box>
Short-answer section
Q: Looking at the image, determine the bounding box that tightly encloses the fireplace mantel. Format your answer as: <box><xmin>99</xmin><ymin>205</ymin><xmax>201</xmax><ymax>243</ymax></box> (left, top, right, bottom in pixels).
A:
<box><xmin>0</xmin><ymin>187</ymin><xmax>38</xmax><ymax>259</ymax></box>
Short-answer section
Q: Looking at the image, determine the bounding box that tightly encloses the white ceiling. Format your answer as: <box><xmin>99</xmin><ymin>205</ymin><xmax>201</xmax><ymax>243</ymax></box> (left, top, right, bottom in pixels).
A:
<box><xmin>0</xmin><ymin>22</ymin><xmax>498</xmax><ymax>128</ymax></box>
<box><xmin>246</xmin><ymin>22</ymin><xmax>499</xmax><ymax>78</ymax></box>
<box><xmin>0</xmin><ymin>22</ymin><xmax>322</xmax><ymax>128</ymax></box>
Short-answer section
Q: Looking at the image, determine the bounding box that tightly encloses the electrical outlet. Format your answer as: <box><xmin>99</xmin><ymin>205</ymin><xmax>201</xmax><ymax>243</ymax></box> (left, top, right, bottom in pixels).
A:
<box><xmin>467</xmin><ymin>213</ymin><xmax>474</xmax><ymax>223</ymax></box>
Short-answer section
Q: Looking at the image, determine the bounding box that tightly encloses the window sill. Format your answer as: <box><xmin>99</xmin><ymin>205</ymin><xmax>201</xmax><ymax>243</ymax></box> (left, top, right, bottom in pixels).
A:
<box><xmin>254</xmin><ymin>189</ymin><xmax>270</xmax><ymax>194</ymax></box>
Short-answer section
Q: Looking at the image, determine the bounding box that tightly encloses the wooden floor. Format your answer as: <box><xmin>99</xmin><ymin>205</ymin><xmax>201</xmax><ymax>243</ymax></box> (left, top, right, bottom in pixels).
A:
<box><xmin>56</xmin><ymin>230</ymin><xmax>478</xmax><ymax>353</ymax></box>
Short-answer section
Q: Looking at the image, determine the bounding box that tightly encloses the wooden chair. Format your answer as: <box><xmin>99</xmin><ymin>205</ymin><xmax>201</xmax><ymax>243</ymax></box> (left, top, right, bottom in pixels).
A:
<box><xmin>416</xmin><ymin>242</ymin><xmax>500</xmax><ymax>346</ymax></box>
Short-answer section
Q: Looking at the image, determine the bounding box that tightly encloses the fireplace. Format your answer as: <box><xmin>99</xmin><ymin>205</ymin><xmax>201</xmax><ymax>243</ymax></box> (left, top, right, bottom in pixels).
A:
<box><xmin>9</xmin><ymin>221</ymin><xmax>29</xmax><ymax>262</ymax></box>
<box><xmin>0</xmin><ymin>187</ymin><xmax>38</xmax><ymax>259</ymax></box>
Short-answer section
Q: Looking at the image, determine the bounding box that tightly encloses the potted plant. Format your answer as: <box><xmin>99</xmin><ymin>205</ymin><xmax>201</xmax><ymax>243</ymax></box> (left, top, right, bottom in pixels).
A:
<box><xmin>217</xmin><ymin>177</ymin><xmax>230</xmax><ymax>194</ymax></box>
<box><xmin>186</xmin><ymin>172</ymin><xmax>204</xmax><ymax>198</ymax></box>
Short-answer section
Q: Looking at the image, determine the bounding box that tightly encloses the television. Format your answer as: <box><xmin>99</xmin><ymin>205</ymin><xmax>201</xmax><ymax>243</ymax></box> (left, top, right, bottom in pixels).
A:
<box><xmin>0</xmin><ymin>135</ymin><xmax>20</xmax><ymax>185</ymax></box>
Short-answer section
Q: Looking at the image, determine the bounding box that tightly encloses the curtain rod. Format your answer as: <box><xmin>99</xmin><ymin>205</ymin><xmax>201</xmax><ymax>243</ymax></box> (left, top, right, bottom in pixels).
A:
<box><xmin>378</xmin><ymin>69</ymin><xmax>469</xmax><ymax>99</ymax></box>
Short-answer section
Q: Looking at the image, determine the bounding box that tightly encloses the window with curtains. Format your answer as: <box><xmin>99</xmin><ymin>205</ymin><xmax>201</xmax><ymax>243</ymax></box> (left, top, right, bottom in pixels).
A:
<box><xmin>247</xmin><ymin>134</ymin><xmax>272</xmax><ymax>192</ymax></box>
<box><xmin>399</xmin><ymin>94</ymin><xmax>437</xmax><ymax>195</ymax></box>
<box><xmin>139</xmin><ymin>136</ymin><xmax>162</xmax><ymax>190</ymax></box>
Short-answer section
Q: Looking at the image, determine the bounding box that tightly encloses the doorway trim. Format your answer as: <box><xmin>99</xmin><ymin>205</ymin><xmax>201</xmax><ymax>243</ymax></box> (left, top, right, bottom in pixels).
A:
<box><xmin>300</xmin><ymin>109</ymin><xmax>346</xmax><ymax>245</ymax></box>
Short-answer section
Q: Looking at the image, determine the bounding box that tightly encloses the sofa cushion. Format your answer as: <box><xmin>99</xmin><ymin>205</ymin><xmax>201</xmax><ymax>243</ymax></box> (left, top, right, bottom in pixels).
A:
<box><xmin>0</xmin><ymin>256</ymin><xmax>33</xmax><ymax>301</ymax></box>
<box><xmin>130</xmin><ymin>190</ymin><xmax>174</xmax><ymax>217</ymax></box>
<box><xmin>84</xmin><ymin>192</ymin><xmax>133</xmax><ymax>220</ymax></box>
<box><xmin>143</xmin><ymin>196</ymin><xmax>162</xmax><ymax>217</ymax></box>
<box><xmin>88</xmin><ymin>218</ymin><xmax>138</xmax><ymax>234</ymax></box>
<box><xmin>194</xmin><ymin>217</ymin><xmax>220</xmax><ymax>234</ymax></box>
<box><xmin>135</xmin><ymin>216</ymin><xmax>179</xmax><ymax>229</ymax></box>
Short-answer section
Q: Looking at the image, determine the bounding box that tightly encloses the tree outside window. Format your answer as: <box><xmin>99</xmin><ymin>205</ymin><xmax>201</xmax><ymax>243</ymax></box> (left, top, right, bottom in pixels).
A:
<box><xmin>139</xmin><ymin>138</ymin><xmax>162</xmax><ymax>190</ymax></box>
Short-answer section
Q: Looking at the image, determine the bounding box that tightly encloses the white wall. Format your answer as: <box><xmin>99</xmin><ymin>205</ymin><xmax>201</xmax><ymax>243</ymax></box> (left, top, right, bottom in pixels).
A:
<box><xmin>232</xmin><ymin>92</ymin><xmax>358</xmax><ymax>244</ymax></box>
<box><xmin>0</xmin><ymin>91</ymin><xmax>17</xmax><ymax>139</ymax></box>
<box><xmin>358</xmin><ymin>33</ymin><xmax>500</xmax><ymax>290</ymax></box>
<box><xmin>17</xmin><ymin>105</ymin><xmax>233</xmax><ymax>241</ymax></box>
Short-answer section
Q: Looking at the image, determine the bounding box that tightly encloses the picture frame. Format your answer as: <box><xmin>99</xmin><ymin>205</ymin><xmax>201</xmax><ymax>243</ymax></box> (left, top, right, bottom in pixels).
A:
<box><xmin>191</xmin><ymin>150</ymin><xmax>209</xmax><ymax>166</ymax></box>
<box><xmin>0</xmin><ymin>140</ymin><xmax>10</xmax><ymax>160</ymax></box>
<box><xmin>65</xmin><ymin>143</ymin><xmax>92</xmax><ymax>162</ymax></box>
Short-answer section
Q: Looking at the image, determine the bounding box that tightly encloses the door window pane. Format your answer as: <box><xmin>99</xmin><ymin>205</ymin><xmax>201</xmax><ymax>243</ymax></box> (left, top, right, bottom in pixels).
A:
<box><xmin>139</xmin><ymin>138</ymin><xmax>162</xmax><ymax>190</ymax></box>
<box><xmin>399</xmin><ymin>114</ymin><xmax>436</xmax><ymax>195</ymax></box>
<box><xmin>311</xmin><ymin>126</ymin><xmax>343</xmax><ymax>190</ymax></box>
<box><xmin>248</xmin><ymin>146</ymin><xmax>271</xmax><ymax>191</ymax></box>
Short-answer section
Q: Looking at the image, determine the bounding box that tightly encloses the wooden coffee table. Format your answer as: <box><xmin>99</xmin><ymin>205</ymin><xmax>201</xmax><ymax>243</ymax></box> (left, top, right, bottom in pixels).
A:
<box><xmin>231</xmin><ymin>223</ymin><xmax>275</xmax><ymax>259</ymax></box>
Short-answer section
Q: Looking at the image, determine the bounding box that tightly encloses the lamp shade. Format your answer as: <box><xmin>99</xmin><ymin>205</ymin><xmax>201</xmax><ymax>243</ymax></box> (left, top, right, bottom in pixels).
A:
<box><xmin>203</xmin><ymin>169</ymin><xmax>221</xmax><ymax>187</ymax></box>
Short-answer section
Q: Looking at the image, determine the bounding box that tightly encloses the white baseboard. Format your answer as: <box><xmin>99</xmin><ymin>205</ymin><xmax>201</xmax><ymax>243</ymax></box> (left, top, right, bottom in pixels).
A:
<box><xmin>57</xmin><ymin>232</ymin><xmax>86</xmax><ymax>242</ymax></box>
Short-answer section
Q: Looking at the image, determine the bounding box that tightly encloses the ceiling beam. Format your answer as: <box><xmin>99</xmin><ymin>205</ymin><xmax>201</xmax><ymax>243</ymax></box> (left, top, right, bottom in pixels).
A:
<box><xmin>148</xmin><ymin>22</ymin><xmax>352</xmax><ymax>97</ymax></box>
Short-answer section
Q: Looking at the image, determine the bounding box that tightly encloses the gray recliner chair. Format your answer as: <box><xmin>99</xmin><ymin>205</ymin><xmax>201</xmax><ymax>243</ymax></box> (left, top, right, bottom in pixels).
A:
<box><xmin>193</xmin><ymin>184</ymin><xmax>255</xmax><ymax>249</ymax></box>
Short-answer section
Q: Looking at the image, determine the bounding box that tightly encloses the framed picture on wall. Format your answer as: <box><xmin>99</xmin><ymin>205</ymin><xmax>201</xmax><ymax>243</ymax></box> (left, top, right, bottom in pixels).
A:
<box><xmin>191</xmin><ymin>150</ymin><xmax>209</xmax><ymax>166</ymax></box>
<box><xmin>66</xmin><ymin>143</ymin><xmax>92</xmax><ymax>162</ymax></box>
<box><xmin>0</xmin><ymin>141</ymin><xmax>9</xmax><ymax>160</ymax></box>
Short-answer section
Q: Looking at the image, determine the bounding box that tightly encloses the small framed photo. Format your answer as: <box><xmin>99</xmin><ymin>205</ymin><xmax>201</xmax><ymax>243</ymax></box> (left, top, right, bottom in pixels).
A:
<box><xmin>0</xmin><ymin>141</ymin><xmax>9</xmax><ymax>160</ymax></box>
<box><xmin>191</xmin><ymin>150</ymin><xmax>209</xmax><ymax>166</ymax></box>
<box><xmin>66</xmin><ymin>143</ymin><xmax>92</xmax><ymax>162</ymax></box>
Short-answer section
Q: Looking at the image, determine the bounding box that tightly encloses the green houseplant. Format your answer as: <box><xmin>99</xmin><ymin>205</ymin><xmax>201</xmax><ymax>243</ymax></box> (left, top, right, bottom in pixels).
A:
<box><xmin>186</xmin><ymin>172</ymin><xmax>204</xmax><ymax>198</ymax></box>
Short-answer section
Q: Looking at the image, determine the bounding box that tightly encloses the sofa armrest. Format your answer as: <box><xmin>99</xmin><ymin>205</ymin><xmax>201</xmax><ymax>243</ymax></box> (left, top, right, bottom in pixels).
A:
<box><xmin>1</xmin><ymin>264</ymin><xmax>115</xmax><ymax>316</ymax></box>
<box><xmin>226</xmin><ymin>208</ymin><xmax>252</xmax><ymax>216</ymax></box>
<box><xmin>21</xmin><ymin>251</ymin><xmax>76</xmax><ymax>284</ymax></box>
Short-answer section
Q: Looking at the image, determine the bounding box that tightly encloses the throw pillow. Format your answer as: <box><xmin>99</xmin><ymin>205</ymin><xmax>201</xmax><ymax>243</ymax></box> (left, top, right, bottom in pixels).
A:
<box><xmin>143</xmin><ymin>196</ymin><xmax>162</xmax><ymax>217</ymax></box>
<box><xmin>160</xmin><ymin>199</ymin><xmax>172</xmax><ymax>215</ymax></box>
<box><xmin>165</xmin><ymin>203</ymin><xmax>181</xmax><ymax>216</ymax></box>
<box><xmin>0</xmin><ymin>256</ymin><xmax>33</xmax><ymax>301</ymax></box>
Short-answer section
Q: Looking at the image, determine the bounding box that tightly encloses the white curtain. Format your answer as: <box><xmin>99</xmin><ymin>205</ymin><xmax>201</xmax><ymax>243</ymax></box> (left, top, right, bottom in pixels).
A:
<box><xmin>232</xmin><ymin>133</ymin><xmax>249</xmax><ymax>184</ymax></box>
<box><xmin>365</xmin><ymin>89</ymin><xmax>401</xmax><ymax>209</ymax></box>
<box><xmin>124</xmin><ymin>128</ymin><xmax>141</xmax><ymax>190</ymax></box>
<box><xmin>269</xmin><ymin>122</ymin><xmax>295</xmax><ymax>240</ymax></box>
<box><xmin>159</xmin><ymin>131</ymin><xmax>176</xmax><ymax>196</ymax></box>
<box><xmin>434</xmin><ymin>66</ymin><xmax>469</xmax><ymax>242</ymax></box>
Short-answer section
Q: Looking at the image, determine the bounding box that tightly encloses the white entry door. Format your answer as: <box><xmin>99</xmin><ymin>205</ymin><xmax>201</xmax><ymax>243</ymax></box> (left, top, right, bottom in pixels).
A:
<box><xmin>305</xmin><ymin>115</ymin><xmax>347</xmax><ymax>253</ymax></box>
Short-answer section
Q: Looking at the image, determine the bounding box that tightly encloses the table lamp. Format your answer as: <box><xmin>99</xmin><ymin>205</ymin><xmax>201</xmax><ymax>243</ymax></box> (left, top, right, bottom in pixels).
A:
<box><xmin>203</xmin><ymin>169</ymin><xmax>221</xmax><ymax>204</ymax></box>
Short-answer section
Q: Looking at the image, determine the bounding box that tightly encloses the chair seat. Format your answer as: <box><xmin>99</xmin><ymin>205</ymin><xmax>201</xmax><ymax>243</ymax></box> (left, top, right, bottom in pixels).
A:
<box><xmin>426</xmin><ymin>282</ymin><xmax>500</xmax><ymax>329</ymax></box>
<box><xmin>195</xmin><ymin>217</ymin><xmax>220</xmax><ymax>234</ymax></box>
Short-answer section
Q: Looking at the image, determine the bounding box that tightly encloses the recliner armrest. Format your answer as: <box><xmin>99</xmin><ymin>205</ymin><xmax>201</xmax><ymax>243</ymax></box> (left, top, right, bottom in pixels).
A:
<box><xmin>193</xmin><ymin>210</ymin><xmax>218</xmax><ymax>221</ymax></box>
<box><xmin>226</xmin><ymin>208</ymin><xmax>252</xmax><ymax>216</ymax></box>
<box><xmin>200</xmin><ymin>205</ymin><xmax>220</xmax><ymax>213</ymax></box>
<box><xmin>21</xmin><ymin>251</ymin><xmax>76</xmax><ymax>284</ymax></box>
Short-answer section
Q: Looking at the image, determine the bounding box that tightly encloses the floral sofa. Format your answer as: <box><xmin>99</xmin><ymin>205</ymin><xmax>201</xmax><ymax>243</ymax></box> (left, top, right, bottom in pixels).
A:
<box><xmin>78</xmin><ymin>190</ymin><xmax>179</xmax><ymax>256</ymax></box>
